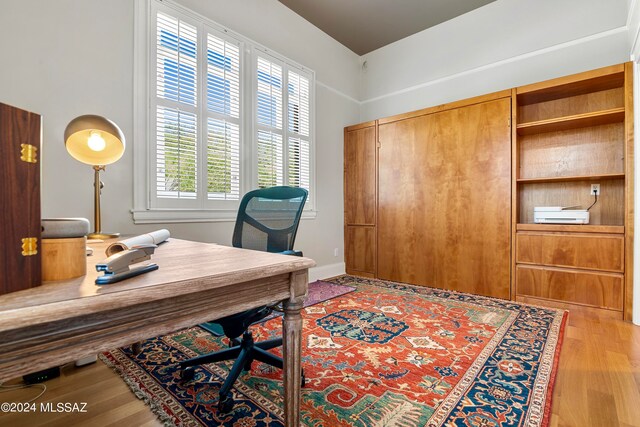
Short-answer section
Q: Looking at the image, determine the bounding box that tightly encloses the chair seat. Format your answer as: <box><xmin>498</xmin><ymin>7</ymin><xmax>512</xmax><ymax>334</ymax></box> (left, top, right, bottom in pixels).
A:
<box><xmin>217</xmin><ymin>306</ymin><xmax>273</xmax><ymax>339</ymax></box>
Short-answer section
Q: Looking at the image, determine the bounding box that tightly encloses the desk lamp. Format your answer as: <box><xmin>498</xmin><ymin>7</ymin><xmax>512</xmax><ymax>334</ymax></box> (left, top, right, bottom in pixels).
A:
<box><xmin>64</xmin><ymin>115</ymin><xmax>125</xmax><ymax>239</ymax></box>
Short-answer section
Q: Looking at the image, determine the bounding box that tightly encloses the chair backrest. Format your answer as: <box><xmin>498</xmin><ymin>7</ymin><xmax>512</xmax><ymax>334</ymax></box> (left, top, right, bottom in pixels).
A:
<box><xmin>232</xmin><ymin>186</ymin><xmax>308</xmax><ymax>253</ymax></box>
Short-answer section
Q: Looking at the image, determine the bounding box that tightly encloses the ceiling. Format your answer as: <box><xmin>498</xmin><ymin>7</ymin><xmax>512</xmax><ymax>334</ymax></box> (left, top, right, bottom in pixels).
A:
<box><xmin>278</xmin><ymin>0</ymin><xmax>497</xmax><ymax>56</ymax></box>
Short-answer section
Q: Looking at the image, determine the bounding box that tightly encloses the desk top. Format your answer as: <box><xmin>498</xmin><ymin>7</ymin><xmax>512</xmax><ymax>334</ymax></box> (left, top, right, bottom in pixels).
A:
<box><xmin>0</xmin><ymin>238</ymin><xmax>315</xmax><ymax>332</ymax></box>
<box><xmin>0</xmin><ymin>238</ymin><xmax>314</xmax><ymax>391</ymax></box>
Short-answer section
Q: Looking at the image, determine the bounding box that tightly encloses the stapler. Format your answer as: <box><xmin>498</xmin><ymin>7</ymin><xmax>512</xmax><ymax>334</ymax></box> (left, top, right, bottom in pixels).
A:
<box><xmin>95</xmin><ymin>244</ymin><xmax>159</xmax><ymax>285</ymax></box>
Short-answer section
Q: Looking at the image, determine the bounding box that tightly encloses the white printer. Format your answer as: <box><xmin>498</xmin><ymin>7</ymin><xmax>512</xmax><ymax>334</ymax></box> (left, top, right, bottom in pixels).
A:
<box><xmin>533</xmin><ymin>206</ymin><xmax>590</xmax><ymax>224</ymax></box>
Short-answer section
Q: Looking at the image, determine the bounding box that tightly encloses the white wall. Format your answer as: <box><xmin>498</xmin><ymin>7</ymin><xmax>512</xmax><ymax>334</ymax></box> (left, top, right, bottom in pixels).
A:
<box><xmin>0</xmin><ymin>0</ymin><xmax>360</xmax><ymax>276</ymax></box>
<box><xmin>0</xmin><ymin>0</ymin><xmax>136</xmax><ymax>238</ymax></box>
<box><xmin>359</xmin><ymin>0</ymin><xmax>629</xmax><ymax>121</ymax></box>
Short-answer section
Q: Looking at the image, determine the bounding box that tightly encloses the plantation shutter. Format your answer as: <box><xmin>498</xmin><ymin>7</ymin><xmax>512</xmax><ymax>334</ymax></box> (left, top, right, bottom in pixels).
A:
<box><xmin>205</xmin><ymin>33</ymin><xmax>241</xmax><ymax>201</ymax></box>
<box><xmin>152</xmin><ymin>6</ymin><xmax>243</xmax><ymax>206</ymax></box>
<box><xmin>155</xmin><ymin>12</ymin><xmax>198</xmax><ymax>200</ymax></box>
<box><xmin>146</xmin><ymin>1</ymin><xmax>314</xmax><ymax>217</ymax></box>
<box><xmin>256</xmin><ymin>56</ymin><xmax>284</xmax><ymax>188</ymax></box>
<box><xmin>287</xmin><ymin>70</ymin><xmax>311</xmax><ymax>193</ymax></box>
<box><xmin>255</xmin><ymin>54</ymin><xmax>312</xmax><ymax>207</ymax></box>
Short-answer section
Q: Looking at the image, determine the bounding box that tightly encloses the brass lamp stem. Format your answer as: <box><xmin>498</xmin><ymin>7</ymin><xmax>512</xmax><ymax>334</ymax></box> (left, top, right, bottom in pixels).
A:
<box><xmin>87</xmin><ymin>165</ymin><xmax>119</xmax><ymax>240</ymax></box>
<box><xmin>93</xmin><ymin>165</ymin><xmax>103</xmax><ymax>233</ymax></box>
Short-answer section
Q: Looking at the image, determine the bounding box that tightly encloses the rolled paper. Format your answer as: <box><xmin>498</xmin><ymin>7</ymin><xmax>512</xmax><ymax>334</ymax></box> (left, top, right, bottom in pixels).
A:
<box><xmin>105</xmin><ymin>229</ymin><xmax>170</xmax><ymax>256</ymax></box>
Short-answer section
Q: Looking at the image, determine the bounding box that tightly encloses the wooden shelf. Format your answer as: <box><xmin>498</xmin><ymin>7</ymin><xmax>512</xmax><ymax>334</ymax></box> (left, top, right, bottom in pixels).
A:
<box><xmin>516</xmin><ymin>223</ymin><xmax>624</xmax><ymax>234</ymax></box>
<box><xmin>516</xmin><ymin>108</ymin><xmax>625</xmax><ymax>136</ymax></box>
<box><xmin>517</xmin><ymin>173</ymin><xmax>624</xmax><ymax>184</ymax></box>
<box><xmin>516</xmin><ymin>66</ymin><xmax>624</xmax><ymax>105</ymax></box>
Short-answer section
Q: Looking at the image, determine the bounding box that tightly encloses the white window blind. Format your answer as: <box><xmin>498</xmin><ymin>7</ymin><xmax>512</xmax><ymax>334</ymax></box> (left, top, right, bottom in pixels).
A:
<box><xmin>152</xmin><ymin>6</ymin><xmax>243</xmax><ymax>207</ymax></box>
<box><xmin>155</xmin><ymin>13</ymin><xmax>198</xmax><ymax>200</ymax></box>
<box><xmin>139</xmin><ymin>0</ymin><xmax>315</xmax><ymax>221</ymax></box>
<box><xmin>256</xmin><ymin>57</ymin><xmax>284</xmax><ymax>188</ymax></box>
<box><xmin>257</xmin><ymin>130</ymin><xmax>284</xmax><ymax>187</ymax></box>
<box><xmin>255</xmin><ymin>54</ymin><xmax>313</xmax><ymax>203</ymax></box>
<box><xmin>287</xmin><ymin>70</ymin><xmax>311</xmax><ymax>192</ymax></box>
<box><xmin>205</xmin><ymin>33</ymin><xmax>241</xmax><ymax>201</ymax></box>
<box><xmin>156</xmin><ymin>107</ymin><xmax>198</xmax><ymax>199</ymax></box>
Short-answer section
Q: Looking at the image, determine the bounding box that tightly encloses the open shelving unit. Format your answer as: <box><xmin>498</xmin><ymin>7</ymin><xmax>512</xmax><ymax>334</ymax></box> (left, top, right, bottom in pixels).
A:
<box><xmin>511</xmin><ymin>63</ymin><xmax>633</xmax><ymax>320</ymax></box>
<box><xmin>515</xmin><ymin>107</ymin><xmax>625</xmax><ymax>136</ymax></box>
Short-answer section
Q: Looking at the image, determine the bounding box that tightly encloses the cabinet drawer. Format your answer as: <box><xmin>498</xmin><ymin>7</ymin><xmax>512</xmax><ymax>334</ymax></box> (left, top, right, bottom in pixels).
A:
<box><xmin>516</xmin><ymin>232</ymin><xmax>623</xmax><ymax>272</ymax></box>
<box><xmin>345</xmin><ymin>226</ymin><xmax>376</xmax><ymax>274</ymax></box>
<box><xmin>516</xmin><ymin>265</ymin><xmax>623</xmax><ymax>310</ymax></box>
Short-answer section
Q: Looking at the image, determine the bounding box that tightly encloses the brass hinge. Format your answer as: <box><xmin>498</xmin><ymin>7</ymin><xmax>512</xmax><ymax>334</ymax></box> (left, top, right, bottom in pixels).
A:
<box><xmin>20</xmin><ymin>144</ymin><xmax>38</xmax><ymax>163</ymax></box>
<box><xmin>508</xmin><ymin>117</ymin><xmax>511</xmax><ymax>127</ymax></box>
<box><xmin>377</xmin><ymin>140</ymin><xmax>381</xmax><ymax>148</ymax></box>
<box><xmin>21</xmin><ymin>237</ymin><xmax>38</xmax><ymax>256</ymax></box>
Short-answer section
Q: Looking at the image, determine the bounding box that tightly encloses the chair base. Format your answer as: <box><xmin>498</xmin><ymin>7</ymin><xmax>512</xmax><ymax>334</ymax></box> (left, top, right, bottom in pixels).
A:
<box><xmin>180</xmin><ymin>331</ymin><xmax>302</xmax><ymax>413</ymax></box>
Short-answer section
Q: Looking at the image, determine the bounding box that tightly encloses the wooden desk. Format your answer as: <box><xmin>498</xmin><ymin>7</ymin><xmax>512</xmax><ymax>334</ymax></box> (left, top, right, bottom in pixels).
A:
<box><xmin>0</xmin><ymin>238</ymin><xmax>315</xmax><ymax>426</ymax></box>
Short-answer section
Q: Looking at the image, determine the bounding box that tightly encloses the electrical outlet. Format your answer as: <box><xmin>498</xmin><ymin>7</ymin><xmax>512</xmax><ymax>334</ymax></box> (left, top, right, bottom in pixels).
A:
<box><xmin>333</xmin><ymin>248</ymin><xmax>339</xmax><ymax>257</ymax></box>
<box><xmin>591</xmin><ymin>184</ymin><xmax>600</xmax><ymax>195</ymax></box>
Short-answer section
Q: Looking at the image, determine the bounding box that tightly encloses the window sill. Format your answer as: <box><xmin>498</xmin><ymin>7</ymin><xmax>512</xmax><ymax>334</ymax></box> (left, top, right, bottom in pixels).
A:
<box><xmin>131</xmin><ymin>208</ymin><xmax>317</xmax><ymax>224</ymax></box>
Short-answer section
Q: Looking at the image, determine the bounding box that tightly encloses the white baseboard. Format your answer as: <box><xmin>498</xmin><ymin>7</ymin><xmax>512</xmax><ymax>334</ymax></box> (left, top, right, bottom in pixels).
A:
<box><xmin>309</xmin><ymin>262</ymin><xmax>345</xmax><ymax>282</ymax></box>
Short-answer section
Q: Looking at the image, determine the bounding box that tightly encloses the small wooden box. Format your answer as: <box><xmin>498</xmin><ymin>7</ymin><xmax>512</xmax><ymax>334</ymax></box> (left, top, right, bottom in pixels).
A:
<box><xmin>41</xmin><ymin>218</ymin><xmax>90</xmax><ymax>281</ymax></box>
<box><xmin>42</xmin><ymin>237</ymin><xmax>87</xmax><ymax>281</ymax></box>
<box><xmin>0</xmin><ymin>102</ymin><xmax>42</xmax><ymax>294</ymax></box>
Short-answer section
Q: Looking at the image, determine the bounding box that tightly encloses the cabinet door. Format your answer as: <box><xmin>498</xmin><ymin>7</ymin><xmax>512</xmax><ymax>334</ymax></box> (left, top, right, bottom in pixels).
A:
<box><xmin>344</xmin><ymin>126</ymin><xmax>376</xmax><ymax>225</ymax></box>
<box><xmin>345</xmin><ymin>226</ymin><xmax>376</xmax><ymax>276</ymax></box>
<box><xmin>377</xmin><ymin>98</ymin><xmax>511</xmax><ymax>299</ymax></box>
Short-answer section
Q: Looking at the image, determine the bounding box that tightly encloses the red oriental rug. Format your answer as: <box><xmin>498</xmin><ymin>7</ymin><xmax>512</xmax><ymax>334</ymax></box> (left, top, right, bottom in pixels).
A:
<box><xmin>101</xmin><ymin>275</ymin><xmax>566</xmax><ymax>427</ymax></box>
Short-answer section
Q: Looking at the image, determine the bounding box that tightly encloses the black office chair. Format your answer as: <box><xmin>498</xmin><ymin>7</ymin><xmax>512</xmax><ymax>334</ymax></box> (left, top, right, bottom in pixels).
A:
<box><xmin>179</xmin><ymin>186</ymin><xmax>308</xmax><ymax>413</ymax></box>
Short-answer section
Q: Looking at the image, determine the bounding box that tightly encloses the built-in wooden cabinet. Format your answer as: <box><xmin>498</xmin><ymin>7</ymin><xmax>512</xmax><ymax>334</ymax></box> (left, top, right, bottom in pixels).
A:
<box><xmin>345</xmin><ymin>93</ymin><xmax>512</xmax><ymax>300</ymax></box>
<box><xmin>344</xmin><ymin>62</ymin><xmax>633</xmax><ymax>320</ymax></box>
<box><xmin>512</xmin><ymin>63</ymin><xmax>633</xmax><ymax>319</ymax></box>
<box><xmin>344</xmin><ymin>121</ymin><xmax>377</xmax><ymax>277</ymax></box>
<box><xmin>376</xmin><ymin>96</ymin><xmax>511</xmax><ymax>299</ymax></box>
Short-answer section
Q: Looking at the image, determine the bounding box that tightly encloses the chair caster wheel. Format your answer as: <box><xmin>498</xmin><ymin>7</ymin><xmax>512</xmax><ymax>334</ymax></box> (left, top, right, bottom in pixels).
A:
<box><xmin>218</xmin><ymin>394</ymin><xmax>234</xmax><ymax>413</ymax></box>
<box><xmin>181</xmin><ymin>367</ymin><xmax>195</xmax><ymax>381</ymax></box>
<box><xmin>301</xmin><ymin>373</ymin><xmax>306</xmax><ymax>387</ymax></box>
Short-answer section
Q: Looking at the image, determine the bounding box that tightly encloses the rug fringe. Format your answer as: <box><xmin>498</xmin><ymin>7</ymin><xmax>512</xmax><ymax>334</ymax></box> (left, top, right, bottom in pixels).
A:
<box><xmin>99</xmin><ymin>353</ymin><xmax>178</xmax><ymax>427</ymax></box>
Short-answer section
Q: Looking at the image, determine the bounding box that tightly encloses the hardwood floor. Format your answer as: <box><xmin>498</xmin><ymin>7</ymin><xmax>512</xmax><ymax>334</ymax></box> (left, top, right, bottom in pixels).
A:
<box><xmin>0</xmin><ymin>360</ymin><xmax>160</xmax><ymax>426</ymax></box>
<box><xmin>550</xmin><ymin>308</ymin><xmax>640</xmax><ymax>427</ymax></box>
<box><xmin>0</xmin><ymin>309</ymin><xmax>638</xmax><ymax>426</ymax></box>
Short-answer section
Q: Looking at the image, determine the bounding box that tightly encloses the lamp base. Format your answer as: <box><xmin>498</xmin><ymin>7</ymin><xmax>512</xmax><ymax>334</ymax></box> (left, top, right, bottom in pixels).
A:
<box><xmin>88</xmin><ymin>232</ymin><xmax>120</xmax><ymax>240</ymax></box>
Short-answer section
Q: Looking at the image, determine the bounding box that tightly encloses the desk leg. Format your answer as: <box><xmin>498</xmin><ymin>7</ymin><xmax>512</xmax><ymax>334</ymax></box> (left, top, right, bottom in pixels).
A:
<box><xmin>282</xmin><ymin>299</ymin><xmax>303</xmax><ymax>427</ymax></box>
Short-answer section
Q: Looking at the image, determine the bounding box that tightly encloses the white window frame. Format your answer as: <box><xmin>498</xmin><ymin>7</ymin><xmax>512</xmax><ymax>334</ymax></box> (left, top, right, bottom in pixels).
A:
<box><xmin>132</xmin><ymin>0</ymin><xmax>316</xmax><ymax>223</ymax></box>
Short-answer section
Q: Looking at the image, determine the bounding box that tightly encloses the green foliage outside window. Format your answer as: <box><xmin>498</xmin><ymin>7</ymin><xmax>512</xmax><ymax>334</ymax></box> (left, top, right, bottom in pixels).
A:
<box><xmin>161</xmin><ymin>123</ymin><xmax>235</xmax><ymax>196</ymax></box>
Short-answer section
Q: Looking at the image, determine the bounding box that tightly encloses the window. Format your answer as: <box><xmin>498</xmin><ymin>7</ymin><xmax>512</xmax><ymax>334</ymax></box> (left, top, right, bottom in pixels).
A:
<box><xmin>133</xmin><ymin>0</ymin><xmax>315</xmax><ymax>222</ymax></box>
<box><xmin>151</xmin><ymin>8</ymin><xmax>242</xmax><ymax>209</ymax></box>
<box><xmin>255</xmin><ymin>55</ymin><xmax>312</xmax><ymax>197</ymax></box>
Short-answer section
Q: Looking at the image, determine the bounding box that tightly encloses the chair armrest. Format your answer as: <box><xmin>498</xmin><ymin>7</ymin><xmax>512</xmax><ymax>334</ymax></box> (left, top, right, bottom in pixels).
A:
<box><xmin>280</xmin><ymin>250</ymin><xmax>303</xmax><ymax>257</ymax></box>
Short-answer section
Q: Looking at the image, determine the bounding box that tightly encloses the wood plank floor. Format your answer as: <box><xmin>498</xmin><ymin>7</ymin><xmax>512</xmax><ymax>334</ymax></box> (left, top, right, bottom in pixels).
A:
<box><xmin>0</xmin><ymin>309</ymin><xmax>638</xmax><ymax>426</ymax></box>
<box><xmin>550</xmin><ymin>309</ymin><xmax>640</xmax><ymax>427</ymax></box>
